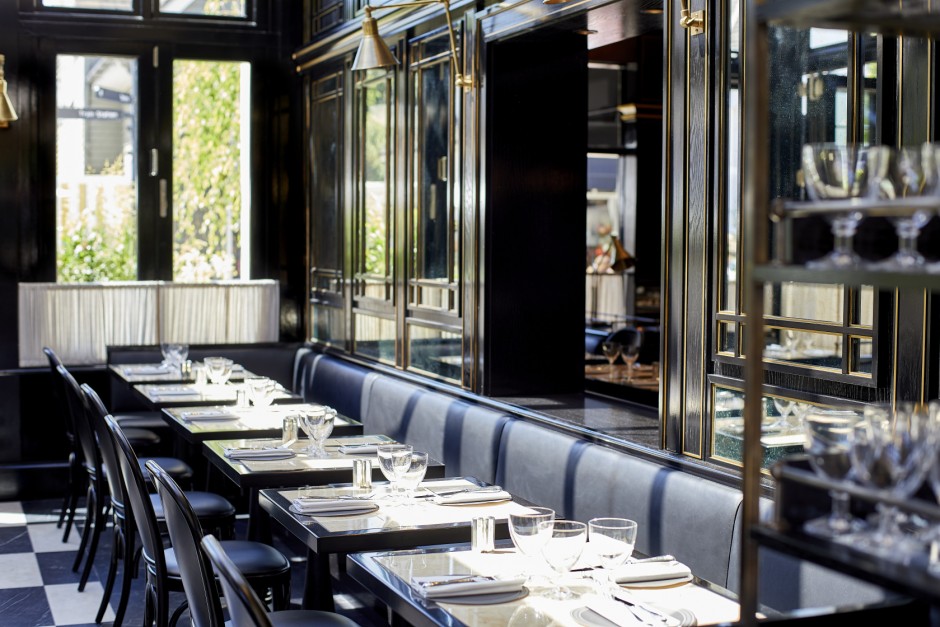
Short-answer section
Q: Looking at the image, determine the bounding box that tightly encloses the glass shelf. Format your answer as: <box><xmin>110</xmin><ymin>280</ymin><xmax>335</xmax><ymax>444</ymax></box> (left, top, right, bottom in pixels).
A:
<box><xmin>756</xmin><ymin>0</ymin><xmax>940</xmax><ymax>36</ymax></box>
<box><xmin>773</xmin><ymin>197</ymin><xmax>940</xmax><ymax>220</ymax></box>
<box><xmin>752</xmin><ymin>264</ymin><xmax>940</xmax><ymax>290</ymax></box>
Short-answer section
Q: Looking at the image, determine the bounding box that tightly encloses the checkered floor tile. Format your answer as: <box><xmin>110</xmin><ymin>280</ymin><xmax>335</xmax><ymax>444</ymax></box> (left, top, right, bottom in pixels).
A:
<box><xmin>0</xmin><ymin>499</ymin><xmax>386</xmax><ymax>627</ymax></box>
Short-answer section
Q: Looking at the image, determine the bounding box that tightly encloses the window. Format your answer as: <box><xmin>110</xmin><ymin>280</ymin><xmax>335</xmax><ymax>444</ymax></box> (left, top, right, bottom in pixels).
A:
<box><xmin>55</xmin><ymin>54</ymin><xmax>138</xmax><ymax>281</ymax></box>
<box><xmin>40</xmin><ymin>0</ymin><xmax>250</xmax><ymax>18</ymax></box>
<box><xmin>53</xmin><ymin>49</ymin><xmax>254</xmax><ymax>283</ymax></box>
<box><xmin>159</xmin><ymin>0</ymin><xmax>247</xmax><ymax>17</ymax></box>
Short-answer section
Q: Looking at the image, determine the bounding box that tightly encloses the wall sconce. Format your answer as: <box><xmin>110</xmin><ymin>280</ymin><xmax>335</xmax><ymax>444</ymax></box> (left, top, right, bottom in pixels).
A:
<box><xmin>352</xmin><ymin>1</ymin><xmax>473</xmax><ymax>90</ymax></box>
<box><xmin>0</xmin><ymin>55</ymin><xmax>18</xmax><ymax>129</ymax></box>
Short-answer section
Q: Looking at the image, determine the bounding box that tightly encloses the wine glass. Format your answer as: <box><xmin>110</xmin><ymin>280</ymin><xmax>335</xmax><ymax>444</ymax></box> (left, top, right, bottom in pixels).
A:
<box><xmin>866</xmin><ymin>145</ymin><xmax>933</xmax><ymax>270</ymax></box>
<box><xmin>601</xmin><ymin>341</ymin><xmax>621</xmax><ymax>379</ymax></box>
<box><xmin>540</xmin><ymin>520</ymin><xmax>587</xmax><ymax>600</ymax></box>
<box><xmin>587</xmin><ymin>518</ymin><xmax>637</xmax><ymax>597</ymax></box>
<box><xmin>377</xmin><ymin>443</ymin><xmax>413</xmax><ymax>501</ymax></box>
<box><xmin>203</xmin><ymin>356</ymin><xmax>234</xmax><ymax>385</ymax></box>
<box><xmin>621</xmin><ymin>344</ymin><xmax>640</xmax><ymax>382</ymax></box>
<box><xmin>397</xmin><ymin>451</ymin><xmax>429</xmax><ymax>500</ymax></box>
<box><xmin>298</xmin><ymin>408</ymin><xmax>334</xmax><ymax>457</ymax></box>
<box><xmin>801</xmin><ymin>143</ymin><xmax>868</xmax><ymax>269</ymax></box>
<box><xmin>853</xmin><ymin>402</ymin><xmax>936</xmax><ymax>560</ymax></box>
<box><xmin>770</xmin><ymin>397</ymin><xmax>795</xmax><ymax>432</ymax></box>
<box><xmin>245</xmin><ymin>377</ymin><xmax>276</xmax><ymax>408</ymax></box>
<box><xmin>160</xmin><ymin>343</ymin><xmax>188</xmax><ymax>374</ymax></box>
<box><xmin>508</xmin><ymin>507</ymin><xmax>555</xmax><ymax>584</ymax></box>
<box><xmin>802</xmin><ymin>408</ymin><xmax>866</xmax><ymax>538</ymax></box>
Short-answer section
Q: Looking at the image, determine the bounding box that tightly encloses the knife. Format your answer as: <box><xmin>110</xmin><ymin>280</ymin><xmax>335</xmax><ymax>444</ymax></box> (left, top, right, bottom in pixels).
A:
<box><xmin>613</xmin><ymin>592</ymin><xmax>681</xmax><ymax>627</ymax></box>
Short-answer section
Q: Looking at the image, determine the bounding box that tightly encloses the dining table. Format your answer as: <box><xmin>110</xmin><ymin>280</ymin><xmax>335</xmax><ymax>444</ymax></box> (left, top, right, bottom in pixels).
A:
<box><xmin>258</xmin><ymin>477</ymin><xmax>527</xmax><ymax>611</ymax></box>
<box><xmin>346</xmin><ymin>542</ymin><xmax>743</xmax><ymax>627</ymax></box>
<box><xmin>132</xmin><ymin>381</ymin><xmax>303</xmax><ymax>408</ymax></box>
<box><xmin>204</xmin><ymin>435</ymin><xmax>445</xmax><ymax>543</ymax></box>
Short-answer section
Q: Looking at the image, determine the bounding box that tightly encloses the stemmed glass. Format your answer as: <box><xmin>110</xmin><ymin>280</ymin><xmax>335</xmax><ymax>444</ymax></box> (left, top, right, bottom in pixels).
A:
<box><xmin>377</xmin><ymin>443</ymin><xmax>413</xmax><ymax>501</ymax></box>
<box><xmin>245</xmin><ymin>377</ymin><xmax>276</xmax><ymax>408</ymax></box>
<box><xmin>203</xmin><ymin>356</ymin><xmax>234</xmax><ymax>385</ymax></box>
<box><xmin>508</xmin><ymin>507</ymin><xmax>555</xmax><ymax>586</ymax></box>
<box><xmin>601</xmin><ymin>342</ymin><xmax>621</xmax><ymax>379</ymax></box>
<box><xmin>587</xmin><ymin>518</ymin><xmax>638</xmax><ymax>597</ymax></box>
<box><xmin>801</xmin><ymin>143</ymin><xmax>868</xmax><ymax>269</ymax></box>
<box><xmin>621</xmin><ymin>344</ymin><xmax>640</xmax><ymax>382</ymax></box>
<box><xmin>853</xmin><ymin>402</ymin><xmax>936</xmax><ymax>560</ymax></box>
<box><xmin>160</xmin><ymin>343</ymin><xmax>188</xmax><ymax>374</ymax></box>
<box><xmin>802</xmin><ymin>408</ymin><xmax>866</xmax><ymax>538</ymax></box>
<box><xmin>540</xmin><ymin>520</ymin><xmax>587</xmax><ymax>600</ymax></box>
<box><xmin>298</xmin><ymin>408</ymin><xmax>334</xmax><ymax>457</ymax></box>
<box><xmin>397</xmin><ymin>451</ymin><xmax>429</xmax><ymax>501</ymax></box>
<box><xmin>866</xmin><ymin>145</ymin><xmax>933</xmax><ymax>270</ymax></box>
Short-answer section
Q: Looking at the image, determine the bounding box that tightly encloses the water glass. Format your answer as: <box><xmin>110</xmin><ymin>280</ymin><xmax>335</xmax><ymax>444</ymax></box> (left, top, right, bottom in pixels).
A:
<box><xmin>377</xmin><ymin>443</ymin><xmax>413</xmax><ymax>499</ymax></box>
<box><xmin>203</xmin><ymin>356</ymin><xmax>234</xmax><ymax>385</ymax></box>
<box><xmin>160</xmin><ymin>343</ymin><xmax>189</xmax><ymax>374</ymax></box>
<box><xmin>246</xmin><ymin>377</ymin><xmax>276</xmax><ymax>407</ymax></box>
<box><xmin>397</xmin><ymin>451</ymin><xmax>429</xmax><ymax>499</ymax></box>
<box><xmin>298</xmin><ymin>408</ymin><xmax>334</xmax><ymax>457</ymax></box>
<box><xmin>803</xmin><ymin>408</ymin><xmax>865</xmax><ymax>538</ymax></box>
<box><xmin>540</xmin><ymin>520</ymin><xmax>587</xmax><ymax>600</ymax></box>
<box><xmin>588</xmin><ymin>518</ymin><xmax>638</xmax><ymax>595</ymax></box>
<box><xmin>509</xmin><ymin>507</ymin><xmax>555</xmax><ymax>562</ymax></box>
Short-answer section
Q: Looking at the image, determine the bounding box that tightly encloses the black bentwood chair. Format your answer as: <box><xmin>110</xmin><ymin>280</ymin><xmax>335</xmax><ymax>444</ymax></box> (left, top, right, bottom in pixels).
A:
<box><xmin>200</xmin><ymin>535</ymin><xmax>359</xmax><ymax>627</ymax></box>
<box><xmin>45</xmin><ymin>347</ymin><xmax>163</xmax><ymax>543</ymax></box>
<box><xmin>147</xmin><ymin>460</ymin><xmax>292</xmax><ymax>627</ymax></box>
<box><xmin>84</xmin><ymin>385</ymin><xmax>236</xmax><ymax>626</ymax></box>
<box><xmin>58</xmin><ymin>365</ymin><xmax>195</xmax><ymax>593</ymax></box>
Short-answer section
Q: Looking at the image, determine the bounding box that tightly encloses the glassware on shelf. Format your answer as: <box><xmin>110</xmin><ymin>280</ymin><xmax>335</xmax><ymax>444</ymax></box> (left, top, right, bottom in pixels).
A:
<box><xmin>802</xmin><ymin>408</ymin><xmax>866</xmax><ymax>538</ymax></box>
<box><xmin>866</xmin><ymin>145</ymin><xmax>933</xmax><ymax>270</ymax></box>
<box><xmin>539</xmin><ymin>520</ymin><xmax>587</xmax><ymax>600</ymax></box>
<box><xmin>203</xmin><ymin>356</ymin><xmax>234</xmax><ymax>385</ymax></box>
<box><xmin>850</xmin><ymin>402</ymin><xmax>936</xmax><ymax>560</ymax></box>
<box><xmin>801</xmin><ymin>143</ymin><xmax>868</xmax><ymax>269</ymax></box>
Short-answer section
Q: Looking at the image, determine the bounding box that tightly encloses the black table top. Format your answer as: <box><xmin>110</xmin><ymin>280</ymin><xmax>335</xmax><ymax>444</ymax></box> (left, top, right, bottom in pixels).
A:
<box><xmin>132</xmin><ymin>381</ymin><xmax>303</xmax><ymax>408</ymax></box>
<box><xmin>161</xmin><ymin>404</ymin><xmax>362</xmax><ymax>444</ymax></box>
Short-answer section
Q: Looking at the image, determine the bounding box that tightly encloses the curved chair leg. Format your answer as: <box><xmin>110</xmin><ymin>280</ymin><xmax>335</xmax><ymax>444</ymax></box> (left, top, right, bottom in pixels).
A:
<box><xmin>104</xmin><ymin>527</ymin><xmax>135</xmax><ymax>626</ymax></box>
<box><xmin>95</xmin><ymin>520</ymin><xmax>122</xmax><ymax>624</ymax></box>
<box><xmin>72</xmin><ymin>485</ymin><xmax>95</xmax><ymax>572</ymax></box>
<box><xmin>57</xmin><ymin>451</ymin><xmax>75</xmax><ymax>530</ymax></box>
<box><xmin>168</xmin><ymin>599</ymin><xmax>189</xmax><ymax>627</ymax></box>
<box><xmin>62</xmin><ymin>453</ymin><xmax>83</xmax><ymax>542</ymax></box>
<box><xmin>79</xmin><ymin>494</ymin><xmax>107</xmax><ymax>591</ymax></box>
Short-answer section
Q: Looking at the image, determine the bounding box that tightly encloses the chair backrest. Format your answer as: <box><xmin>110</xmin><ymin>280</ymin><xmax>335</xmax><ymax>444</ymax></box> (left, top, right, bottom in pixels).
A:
<box><xmin>147</xmin><ymin>460</ymin><xmax>223</xmax><ymax>627</ymax></box>
<box><xmin>82</xmin><ymin>383</ymin><xmax>126</xmax><ymax>512</ymax></box>
<box><xmin>44</xmin><ymin>347</ymin><xmax>74</xmax><ymax>442</ymax></box>
<box><xmin>200</xmin><ymin>535</ymin><xmax>273</xmax><ymax>627</ymax></box>
<box><xmin>56</xmin><ymin>365</ymin><xmax>102</xmax><ymax>486</ymax></box>
<box><xmin>104</xmin><ymin>415</ymin><xmax>168</xmax><ymax>593</ymax></box>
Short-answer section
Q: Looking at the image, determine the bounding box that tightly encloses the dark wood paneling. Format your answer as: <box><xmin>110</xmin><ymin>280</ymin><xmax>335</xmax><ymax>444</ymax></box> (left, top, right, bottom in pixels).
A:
<box><xmin>482</xmin><ymin>31</ymin><xmax>587</xmax><ymax>397</ymax></box>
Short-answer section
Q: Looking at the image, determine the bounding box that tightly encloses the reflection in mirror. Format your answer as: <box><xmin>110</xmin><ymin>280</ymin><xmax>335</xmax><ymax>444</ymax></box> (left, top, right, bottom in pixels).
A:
<box><xmin>355</xmin><ymin>314</ymin><xmax>395</xmax><ymax>363</ymax></box>
<box><xmin>763</xmin><ymin>327</ymin><xmax>842</xmax><ymax>370</ymax></box>
<box><xmin>408</xmin><ymin>324</ymin><xmax>461</xmax><ymax>381</ymax></box>
<box><xmin>849</xmin><ymin>337</ymin><xmax>873</xmax><ymax>374</ymax></box>
<box><xmin>721</xmin><ymin>0</ymin><xmax>740</xmax><ymax>313</ymax></box>
<box><xmin>711</xmin><ymin>385</ymin><xmax>818</xmax><ymax>468</ymax></box>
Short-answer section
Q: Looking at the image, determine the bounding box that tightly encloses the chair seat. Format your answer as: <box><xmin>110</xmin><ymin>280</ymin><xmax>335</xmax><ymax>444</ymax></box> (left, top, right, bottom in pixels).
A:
<box><xmin>124</xmin><ymin>426</ymin><xmax>162</xmax><ymax>447</ymax></box>
<box><xmin>268</xmin><ymin>610</ymin><xmax>361</xmax><ymax>627</ymax></box>
<box><xmin>115</xmin><ymin>411</ymin><xmax>168</xmax><ymax>431</ymax></box>
<box><xmin>149</xmin><ymin>491</ymin><xmax>235</xmax><ymax>519</ymax></box>
<box><xmin>164</xmin><ymin>540</ymin><xmax>290</xmax><ymax>578</ymax></box>
<box><xmin>140</xmin><ymin>457</ymin><xmax>194</xmax><ymax>483</ymax></box>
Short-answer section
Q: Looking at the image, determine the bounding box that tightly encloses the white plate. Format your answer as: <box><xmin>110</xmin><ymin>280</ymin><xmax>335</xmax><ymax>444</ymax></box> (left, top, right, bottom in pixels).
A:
<box><xmin>620</xmin><ymin>574</ymin><xmax>694</xmax><ymax>588</ymax></box>
<box><xmin>572</xmin><ymin>605</ymin><xmax>696</xmax><ymax>626</ymax></box>
<box><xmin>289</xmin><ymin>503</ymin><xmax>380</xmax><ymax>517</ymax></box>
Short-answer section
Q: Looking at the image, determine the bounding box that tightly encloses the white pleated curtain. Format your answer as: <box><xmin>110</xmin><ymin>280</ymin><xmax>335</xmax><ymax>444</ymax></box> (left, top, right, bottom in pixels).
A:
<box><xmin>18</xmin><ymin>280</ymin><xmax>279</xmax><ymax>367</ymax></box>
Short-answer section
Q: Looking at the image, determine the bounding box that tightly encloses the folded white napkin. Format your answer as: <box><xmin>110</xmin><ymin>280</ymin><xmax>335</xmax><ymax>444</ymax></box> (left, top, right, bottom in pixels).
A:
<box><xmin>124</xmin><ymin>365</ymin><xmax>171</xmax><ymax>375</ymax></box>
<box><xmin>290</xmin><ymin>497</ymin><xmax>376</xmax><ymax>514</ymax></box>
<box><xmin>411</xmin><ymin>575</ymin><xmax>526</xmax><ymax>599</ymax></box>
<box><xmin>338</xmin><ymin>444</ymin><xmax>378</xmax><ymax>454</ymax></box>
<box><xmin>224</xmin><ymin>447</ymin><xmax>295</xmax><ymax>460</ymax></box>
<box><xmin>180</xmin><ymin>409</ymin><xmax>239</xmax><ymax>421</ymax></box>
<box><xmin>150</xmin><ymin>386</ymin><xmax>198</xmax><ymax>396</ymax></box>
<box><xmin>612</xmin><ymin>561</ymin><xmax>692</xmax><ymax>584</ymax></box>
<box><xmin>434</xmin><ymin>489</ymin><xmax>512</xmax><ymax>505</ymax></box>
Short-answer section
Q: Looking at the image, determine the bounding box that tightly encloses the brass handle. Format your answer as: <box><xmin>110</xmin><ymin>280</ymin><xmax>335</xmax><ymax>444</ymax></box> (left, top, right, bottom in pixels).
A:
<box><xmin>679</xmin><ymin>0</ymin><xmax>705</xmax><ymax>36</ymax></box>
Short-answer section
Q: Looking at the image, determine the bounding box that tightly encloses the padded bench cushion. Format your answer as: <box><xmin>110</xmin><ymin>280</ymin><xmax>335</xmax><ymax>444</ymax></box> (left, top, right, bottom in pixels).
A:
<box><xmin>297</xmin><ymin>354</ymin><xmax>376</xmax><ymax>424</ymax></box>
<box><xmin>362</xmin><ymin>375</ymin><xmax>510</xmax><ymax>485</ymax></box>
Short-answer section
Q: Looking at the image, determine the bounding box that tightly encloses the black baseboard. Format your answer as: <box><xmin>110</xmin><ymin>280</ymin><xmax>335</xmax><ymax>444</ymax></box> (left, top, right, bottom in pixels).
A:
<box><xmin>0</xmin><ymin>462</ymin><xmax>69</xmax><ymax>501</ymax></box>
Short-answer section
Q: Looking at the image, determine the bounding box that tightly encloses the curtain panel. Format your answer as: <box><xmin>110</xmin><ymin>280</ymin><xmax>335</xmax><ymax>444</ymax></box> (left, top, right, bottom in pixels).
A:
<box><xmin>18</xmin><ymin>280</ymin><xmax>280</xmax><ymax>367</ymax></box>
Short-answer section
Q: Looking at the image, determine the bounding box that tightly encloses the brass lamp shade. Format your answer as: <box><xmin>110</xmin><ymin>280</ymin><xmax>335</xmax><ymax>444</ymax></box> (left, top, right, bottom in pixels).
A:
<box><xmin>609</xmin><ymin>235</ymin><xmax>635</xmax><ymax>273</ymax></box>
<box><xmin>0</xmin><ymin>55</ymin><xmax>17</xmax><ymax>126</ymax></box>
<box><xmin>351</xmin><ymin>13</ymin><xmax>399</xmax><ymax>71</ymax></box>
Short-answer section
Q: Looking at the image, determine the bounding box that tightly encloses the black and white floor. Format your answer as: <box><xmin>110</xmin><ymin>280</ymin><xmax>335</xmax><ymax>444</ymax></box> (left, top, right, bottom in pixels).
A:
<box><xmin>0</xmin><ymin>499</ymin><xmax>386</xmax><ymax>627</ymax></box>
